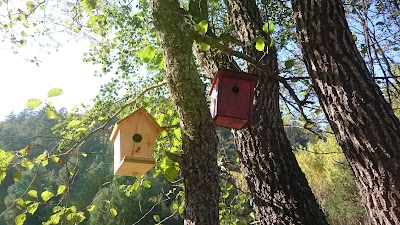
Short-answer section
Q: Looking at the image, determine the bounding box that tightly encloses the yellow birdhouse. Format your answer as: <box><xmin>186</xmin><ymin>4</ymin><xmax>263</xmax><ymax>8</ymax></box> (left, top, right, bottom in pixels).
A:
<box><xmin>110</xmin><ymin>107</ymin><xmax>163</xmax><ymax>176</ymax></box>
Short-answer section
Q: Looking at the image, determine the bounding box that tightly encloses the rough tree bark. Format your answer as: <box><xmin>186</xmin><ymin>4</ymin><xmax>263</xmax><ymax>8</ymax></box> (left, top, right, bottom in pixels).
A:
<box><xmin>226</xmin><ymin>1</ymin><xmax>328</xmax><ymax>224</ymax></box>
<box><xmin>191</xmin><ymin>0</ymin><xmax>327</xmax><ymax>224</ymax></box>
<box><xmin>292</xmin><ymin>1</ymin><xmax>400</xmax><ymax>224</ymax></box>
<box><xmin>151</xmin><ymin>1</ymin><xmax>220</xmax><ymax>225</ymax></box>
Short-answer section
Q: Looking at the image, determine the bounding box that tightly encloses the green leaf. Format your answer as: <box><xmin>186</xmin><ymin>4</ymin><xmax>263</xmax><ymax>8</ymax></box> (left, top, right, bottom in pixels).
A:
<box><xmin>76</xmin><ymin>127</ymin><xmax>87</xmax><ymax>132</ymax></box>
<box><xmin>0</xmin><ymin>150</ymin><xmax>14</xmax><ymax>184</ymax></box>
<box><xmin>173</xmin><ymin>128</ymin><xmax>181</xmax><ymax>139</ymax></box>
<box><xmin>47</xmin><ymin>88</ymin><xmax>63</xmax><ymax>97</ymax></box>
<box><xmin>254</xmin><ymin>36</ymin><xmax>266</xmax><ymax>51</ymax></box>
<box><xmin>41</xmin><ymin>159</ymin><xmax>48</xmax><ymax>167</ymax></box>
<box><xmin>361</xmin><ymin>44</ymin><xmax>368</xmax><ymax>54</ymax></box>
<box><xmin>28</xmin><ymin>190</ymin><xmax>38</xmax><ymax>199</ymax></box>
<box><xmin>262</xmin><ymin>20</ymin><xmax>275</xmax><ymax>34</ymax></box>
<box><xmin>110</xmin><ymin>208</ymin><xmax>118</xmax><ymax>217</ymax></box>
<box><xmin>142</xmin><ymin>180</ymin><xmax>151</xmax><ymax>188</ymax></box>
<box><xmin>45</xmin><ymin>107</ymin><xmax>58</xmax><ymax>119</ymax></box>
<box><xmin>41</xmin><ymin>190</ymin><xmax>54</xmax><ymax>202</ymax></box>
<box><xmin>195</xmin><ymin>20</ymin><xmax>208</xmax><ymax>35</ymax></box>
<box><xmin>39</xmin><ymin>5</ymin><xmax>46</xmax><ymax>10</ymax></box>
<box><xmin>17</xmin><ymin>198</ymin><xmax>26</xmax><ymax>207</ymax></box>
<box><xmin>178</xmin><ymin>205</ymin><xmax>184</xmax><ymax>214</ymax></box>
<box><xmin>57</xmin><ymin>185</ymin><xmax>66</xmax><ymax>195</ymax></box>
<box><xmin>67</xmin><ymin>120</ymin><xmax>82</xmax><ymax>127</ymax></box>
<box><xmin>172</xmin><ymin>203</ymin><xmax>179</xmax><ymax>211</ymax></box>
<box><xmin>153</xmin><ymin>214</ymin><xmax>160</xmax><ymax>222</ymax></box>
<box><xmin>165</xmin><ymin>167</ymin><xmax>179</xmax><ymax>182</ymax></box>
<box><xmin>285</xmin><ymin>59</ymin><xmax>295</xmax><ymax>69</ymax></box>
<box><xmin>87</xmin><ymin>204</ymin><xmax>95</xmax><ymax>212</ymax></box>
<box><xmin>27</xmin><ymin>99</ymin><xmax>42</xmax><ymax>109</ymax></box>
<box><xmin>82</xmin><ymin>0</ymin><xmax>97</xmax><ymax>12</ymax></box>
<box><xmin>21</xmin><ymin>158</ymin><xmax>34</xmax><ymax>170</ymax></box>
<box><xmin>26</xmin><ymin>1</ymin><xmax>35</xmax><ymax>12</ymax></box>
<box><xmin>53</xmin><ymin>206</ymin><xmax>63</xmax><ymax>213</ymax></box>
<box><xmin>27</xmin><ymin>202</ymin><xmax>39</xmax><ymax>214</ymax></box>
<box><xmin>14</xmin><ymin>170</ymin><xmax>22</xmax><ymax>182</ymax></box>
<box><xmin>133</xmin><ymin>181</ymin><xmax>140</xmax><ymax>191</ymax></box>
<box><xmin>81</xmin><ymin>153</ymin><xmax>87</xmax><ymax>157</ymax></box>
<box><xmin>67</xmin><ymin>206</ymin><xmax>77</xmax><ymax>213</ymax></box>
<box><xmin>52</xmin><ymin>156</ymin><xmax>60</xmax><ymax>163</ymax></box>
<box><xmin>21</xmin><ymin>31</ymin><xmax>27</xmax><ymax>37</ymax></box>
<box><xmin>35</xmin><ymin>153</ymin><xmax>47</xmax><ymax>164</ymax></box>
<box><xmin>46</xmin><ymin>213</ymin><xmax>62</xmax><ymax>224</ymax></box>
<box><xmin>352</xmin><ymin>34</ymin><xmax>357</xmax><ymax>42</ymax></box>
<box><xmin>200</xmin><ymin>43</ymin><xmax>210</xmax><ymax>51</ymax></box>
<box><xmin>75</xmin><ymin>212</ymin><xmax>86</xmax><ymax>222</ymax></box>
<box><xmin>139</xmin><ymin>46</ymin><xmax>156</xmax><ymax>63</ymax></box>
<box><xmin>15</xmin><ymin>213</ymin><xmax>26</xmax><ymax>225</ymax></box>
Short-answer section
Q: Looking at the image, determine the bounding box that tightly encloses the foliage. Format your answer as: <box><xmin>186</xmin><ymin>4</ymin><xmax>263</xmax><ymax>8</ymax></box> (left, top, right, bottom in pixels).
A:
<box><xmin>295</xmin><ymin>135</ymin><xmax>366</xmax><ymax>224</ymax></box>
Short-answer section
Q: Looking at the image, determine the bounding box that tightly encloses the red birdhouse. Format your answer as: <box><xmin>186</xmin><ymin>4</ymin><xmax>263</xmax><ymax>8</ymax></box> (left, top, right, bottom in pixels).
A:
<box><xmin>209</xmin><ymin>70</ymin><xmax>258</xmax><ymax>129</ymax></box>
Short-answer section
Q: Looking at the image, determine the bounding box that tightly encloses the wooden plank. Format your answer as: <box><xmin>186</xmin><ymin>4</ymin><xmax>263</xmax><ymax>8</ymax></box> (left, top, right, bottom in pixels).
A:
<box><xmin>114</xmin><ymin>156</ymin><xmax>155</xmax><ymax>176</ymax></box>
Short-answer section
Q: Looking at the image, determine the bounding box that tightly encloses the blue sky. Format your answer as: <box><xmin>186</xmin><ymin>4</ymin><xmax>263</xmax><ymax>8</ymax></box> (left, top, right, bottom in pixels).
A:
<box><xmin>0</xmin><ymin>39</ymin><xmax>107</xmax><ymax>121</ymax></box>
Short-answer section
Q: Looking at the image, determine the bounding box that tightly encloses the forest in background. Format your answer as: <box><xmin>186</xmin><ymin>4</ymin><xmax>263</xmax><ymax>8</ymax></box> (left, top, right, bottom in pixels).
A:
<box><xmin>0</xmin><ymin>107</ymin><xmax>369</xmax><ymax>225</ymax></box>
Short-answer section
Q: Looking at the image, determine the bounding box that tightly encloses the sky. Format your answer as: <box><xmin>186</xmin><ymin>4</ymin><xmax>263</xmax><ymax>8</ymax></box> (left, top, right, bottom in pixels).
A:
<box><xmin>0</xmin><ymin>39</ymin><xmax>107</xmax><ymax>121</ymax></box>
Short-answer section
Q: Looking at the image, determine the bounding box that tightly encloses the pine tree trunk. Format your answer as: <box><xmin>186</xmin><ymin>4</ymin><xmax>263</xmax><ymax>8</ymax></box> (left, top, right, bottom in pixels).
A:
<box><xmin>210</xmin><ymin>0</ymin><xmax>327</xmax><ymax>224</ymax></box>
<box><xmin>151</xmin><ymin>1</ymin><xmax>219</xmax><ymax>224</ymax></box>
<box><xmin>292</xmin><ymin>1</ymin><xmax>400</xmax><ymax>224</ymax></box>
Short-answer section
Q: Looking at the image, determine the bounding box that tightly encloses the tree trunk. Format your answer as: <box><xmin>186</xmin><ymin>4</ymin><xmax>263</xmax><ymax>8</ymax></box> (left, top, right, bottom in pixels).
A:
<box><xmin>151</xmin><ymin>1</ymin><xmax>219</xmax><ymax>224</ymax></box>
<box><xmin>225</xmin><ymin>1</ymin><xmax>328</xmax><ymax>224</ymax></box>
<box><xmin>191</xmin><ymin>0</ymin><xmax>327</xmax><ymax>223</ymax></box>
<box><xmin>292</xmin><ymin>1</ymin><xmax>400</xmax><ymax>224</ymax></box>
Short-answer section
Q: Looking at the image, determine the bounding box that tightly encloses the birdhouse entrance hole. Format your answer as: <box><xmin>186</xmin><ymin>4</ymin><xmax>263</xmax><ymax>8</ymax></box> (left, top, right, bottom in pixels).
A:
<box><xmin>132</xmin><ymin>133</ymin><xmax>142</xmax><ymax>142</ymax></box>
<box><xmin>232</xmin><ymin>86</ymin><xmax>240</xmax><ymax>94</ymax></box>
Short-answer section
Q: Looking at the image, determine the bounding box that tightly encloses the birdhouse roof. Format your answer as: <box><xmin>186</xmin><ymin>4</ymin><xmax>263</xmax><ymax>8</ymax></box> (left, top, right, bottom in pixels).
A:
<box><xmin>109</xmin><ymin>107</ymin><xmax>163</xmax><ymax>141</ymax></box>
<box><xmin>208</xmin><ymin>70</ymin><xmax>258</xmax><ymax>95</ymax></box>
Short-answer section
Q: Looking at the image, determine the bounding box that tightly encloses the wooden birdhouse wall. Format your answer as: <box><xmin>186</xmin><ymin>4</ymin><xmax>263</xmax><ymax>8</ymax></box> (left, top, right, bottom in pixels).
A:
<box><xmin>113</xmin><ymin>132</ymin><xmax>122</xmax><ymax>173</ymax></box>
<box><xmin>118</xmin><ymin>116</ymin><xmax>157</xmax><ymax>159</ymax></box>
